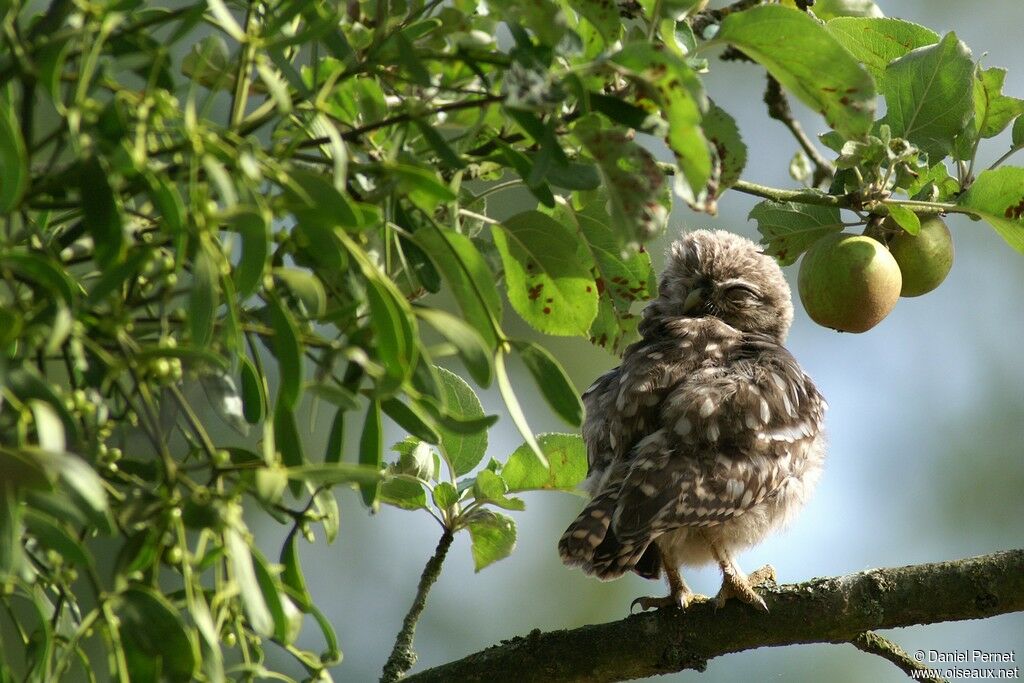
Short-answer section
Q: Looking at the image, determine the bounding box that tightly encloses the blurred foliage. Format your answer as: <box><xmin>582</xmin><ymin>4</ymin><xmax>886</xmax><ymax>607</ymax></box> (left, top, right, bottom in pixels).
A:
<box><xmin>0</xmin><ymin>0</ymin><xmax>1021</xmax><ymax>680</ymax></box>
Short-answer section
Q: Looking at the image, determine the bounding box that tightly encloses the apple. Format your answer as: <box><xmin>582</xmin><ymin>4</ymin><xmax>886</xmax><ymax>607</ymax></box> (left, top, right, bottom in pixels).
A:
<box><xmin>885</xmin><ymin>215</ymin><xmax>954</xmax><ymax>297</ymax></box>
<box><xmin>798</xmin><ymin>233</ymin><xmax>902</xmax><ymax>333</ymax></box>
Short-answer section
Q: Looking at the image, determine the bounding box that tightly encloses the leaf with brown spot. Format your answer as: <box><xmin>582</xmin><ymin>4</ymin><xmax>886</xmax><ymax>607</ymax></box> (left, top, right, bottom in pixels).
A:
<box><xmin>493</xmin><ymin>211</ymin><xmax>598</xmax><ymax>337</ymax></box>
<box><xmin>959</xmin><ymin>167</ymin><xmax>1024</xmax><ymax>255</ymax></box>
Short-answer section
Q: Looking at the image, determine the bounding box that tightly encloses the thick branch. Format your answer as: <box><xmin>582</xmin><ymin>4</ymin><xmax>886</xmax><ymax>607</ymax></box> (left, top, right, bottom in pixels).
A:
<box><xmin>406</xmin><ymin>549</ymin><xmax>1024</xmax><ymax>683</ymax></box>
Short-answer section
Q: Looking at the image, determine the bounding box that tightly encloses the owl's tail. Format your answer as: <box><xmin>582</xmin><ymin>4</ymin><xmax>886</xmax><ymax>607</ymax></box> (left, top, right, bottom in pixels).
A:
<box><xmin>558</xmin><ymin>493</ymin><xmax>658</xmax><ymax>580</ymax></box>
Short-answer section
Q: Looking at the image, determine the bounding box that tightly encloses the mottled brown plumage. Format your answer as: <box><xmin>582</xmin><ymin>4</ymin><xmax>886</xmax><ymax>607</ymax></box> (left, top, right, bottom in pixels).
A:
<box><xmin>559</xmin><ymin>230</ymin><xmax>826</xmax><ymax>610</ymax></box>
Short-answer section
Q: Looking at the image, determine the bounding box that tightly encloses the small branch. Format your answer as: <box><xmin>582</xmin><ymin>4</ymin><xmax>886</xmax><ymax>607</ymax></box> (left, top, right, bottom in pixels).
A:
<box><xmin>381</xmin><ymin>530</ymin><xmax>456</xmax><ymax>683</ymax></box>
<box><xmin>852</xmin><ymin>631</ymin><xmax>947</xmax><ymax>683</ymax></box>
<box><xmin>405</xmin><ymin>549</ymin><xmax>1024</xmax><ymax>683</ymax></box>
<box><xmin>986</xmin><ymin>145</ymin><xmax>1023</xmax><ymax>172</ymax></box>
<box><xmin>301</xmin><ymin>95</ymin><xmax>504</xmax><ymax>150</ymax></box>
<box><xmin>764</xmin><ymin>77</ymin><xmax>835</xmax><ymax>186</ymax></box>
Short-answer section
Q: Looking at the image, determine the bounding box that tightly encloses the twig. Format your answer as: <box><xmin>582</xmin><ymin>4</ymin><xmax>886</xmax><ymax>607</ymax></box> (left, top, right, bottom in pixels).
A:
<box><xmin>852</xmin><ymin>631</ymin><xmax>947</xmax><ymax>683</ymax></box>
<box><xmin>986</xmin><ymin>145</ymin><xmax>1023</xmax><ymax>171</ymax></box>
<box><xmin>764</xmin><ymin>76</ymin><xmax>835</xmax><ymax>186</ymax></box>
<box><xmin>381</xmin><ymin>530</ymin><xmax>456</xmax><ymax>682</ymax></box>
<box><xmin>405</xmin><ymin>549</ymin><xmax>1024</xmax><ymax>683</ymax></box>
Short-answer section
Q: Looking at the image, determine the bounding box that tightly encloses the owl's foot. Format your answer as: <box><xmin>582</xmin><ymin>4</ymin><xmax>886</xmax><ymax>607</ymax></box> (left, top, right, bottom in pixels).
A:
<box><xmin>714</xmin><ymin>564</ymin><xmax>775</xmax><ymax>612</ymax></box>
<box><xmin>630</xmin><ymin>562</ymin><xmax>697</xmax><ymax>612</ymax></box>
<box><xmin>630</xmin><ymin>588</ymin><xmax>695</xmax><ymax>612</ymax></box>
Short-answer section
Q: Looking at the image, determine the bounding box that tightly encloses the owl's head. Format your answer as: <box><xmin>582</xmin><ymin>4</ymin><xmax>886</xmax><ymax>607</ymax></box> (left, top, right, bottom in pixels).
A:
<box><xmin>649</xmin><ymin>230</ymin><xmax>794</xmax><ymax>340</ymax></box>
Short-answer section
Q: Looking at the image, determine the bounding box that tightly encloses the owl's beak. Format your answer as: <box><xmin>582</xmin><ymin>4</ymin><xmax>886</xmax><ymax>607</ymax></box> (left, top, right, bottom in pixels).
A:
<box><xmin>681</xmin><ymin>288</ymin><xmax>705</xmax><ymax>314</ymax></box>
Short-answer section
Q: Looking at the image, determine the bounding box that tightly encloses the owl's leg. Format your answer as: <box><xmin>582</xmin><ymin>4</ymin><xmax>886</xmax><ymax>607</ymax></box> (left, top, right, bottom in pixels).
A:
<box><xmin>705</xmin><ymin>537</ymin><xmax>770</xmax><ymax>612</ymax></box>
<box><xmin>629</xmin><ymin>547</ymin><xmax>694</xmax><ymax>612</ymax></box>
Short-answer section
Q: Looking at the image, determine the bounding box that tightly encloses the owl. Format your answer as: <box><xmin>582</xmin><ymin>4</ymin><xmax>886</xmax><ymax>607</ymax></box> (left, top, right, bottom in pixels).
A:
<box><xmin>558</xmin><ymin>229</ymin><xmax>826</xmax><ymax>611</ymax></box>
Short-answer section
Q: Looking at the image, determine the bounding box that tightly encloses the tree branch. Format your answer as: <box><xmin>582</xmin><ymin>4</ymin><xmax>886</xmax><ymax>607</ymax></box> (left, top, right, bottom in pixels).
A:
<box><xmin>381</xmin><ymin>530</ymin><xmax>456</xmax><ymax>683</ymax></box>
<box><xmin>852</xmin><ymin>631</ymin><xmax>947</xmax><ymax>683</ymax></box>
<box><xmin>764</xmin><ymin>76</ymin><xmax>835</xmax><ymax>187</ymax></box>
<box><xmin>405</xmin><ymin>549</ymin><xmax>1024</xmax><ymax>683</ymax></box>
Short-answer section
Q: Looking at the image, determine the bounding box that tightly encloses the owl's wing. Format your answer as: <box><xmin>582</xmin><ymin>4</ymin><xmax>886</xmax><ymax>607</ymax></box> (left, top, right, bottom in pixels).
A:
<box><xmin>611</xmin><ymin>335</ymin><xmax>826</xmax><ymax>545</ymax></box>
<box><xmin>579</xmin><ymin>338</ymin><xmax>696</xmax><ymax>491</ymax></box>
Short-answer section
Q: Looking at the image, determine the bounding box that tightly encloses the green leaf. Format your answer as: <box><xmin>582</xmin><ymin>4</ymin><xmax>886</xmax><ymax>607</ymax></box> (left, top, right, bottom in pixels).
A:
<box><xmin>3</xmin><ymin>368</ymin><xmax>79</xmax><ymax>444</ymax></box>
<box><xmin>386</xmin><ymin>163</ymin><xmax>456</xmax><ymax>211</ymax></box>
<box><xmin>394</xmin><ymin>438</ymin><xmax>436</xmax><ymax>480</ymax></box>
<box><xmin>281</xmin><ymin>533</ymin><xmax>312</xmax><ymax>611</ymax></box>
<box><xmin>885</xmin><ymin>204</ymin><xmax>921</xmax><ymax>235</ymax></box>
<box><xmin>380</xmin><ymin>474</ymin><xmax>428</xmax><ymax>511</ymax></box>
<box><xmin>972</xmin><ymin>67</ymin><xmax>1024</xmax><ymax>140</ymax></box>
<box><xmin>364</xmin><ymin>277</ymin><xmax>417</xmax><ymax>388</ymax></box>
<box><xmin>501</xmin><ymin>433</ymin><xmax>587</xmax><ymax>492</ymax></box>
<box><xmin>358</xmin><ymin>400</ymin><xmax>383</xmax><ymax>507</ymax></box>
<box><xmin>86</xmin><ymin>246</ymin><xmax>153</xmax><ymax>306</ymax></box>
<box><xmin>79</xmin><ymin>157</ymin><xmax>125</xmax><ymax>267</ymax></box>
<box><xmin>415</xmin><ymin>308</ymin><xmax>493</xmax><ymax>387</ymax></box>
<box><xmin>554</xmin><ymin>199</ymin><xmax>654</xmax><ymax>353</ymax></box>
<box><xmin>487</xmin><ymin>0</ymin><xmax>565</xmax><ymax>45</ymax></box>
<box><xmin>274</xmin><ymin>267</ymin><xmax>327</xmax><ymax>319</ymax></box>
<box><xmin>118</xmin><ymin>586</ymin><xmax>198</xmax><ymax>682</ymax></box>
<box><xmin>882</xmin><ymin>32</ymin><xmax>974</xmax><ymax>158</ymax></box>
<box><xmin>224</xmin><ymin>516</ymin><xmax>274</xmax><ymax>637</ymax></box>
<box><xmin>266</xmin><ymin>294</ymin><xmax>303</xmax><ymax>410</ymax></box>
<box><xmin>284</xmin><ymin>463</ymin><xmax>384</xmax><ymax>486</ymax></box>
<box><xmin>381</xmin><ymin>398</ymin><xmax>440</xmax><ymax>444</ymax></box>
<box><xmin>1013</xmin><ymin>117</ymin><xmax>1024</xmax><ymax>148</ymax></box>
<box><xmin>412</xmin><ymin>119</ymin><xmax>464</xmax><ymax>170</ymax></box>
<box><xmin>494</xmin><ymin>350</ymin><xmax>545</xmax><ymax>468</ymax></box>
<box><xmin>749</xmin><ymin>200</ymin><xmax>845</xmax><ymax>266</ymax></box>
<box><xmin>905</xmin><ymin>162</ymin><xmax>960</xmax><ymax>201</ymax></box>
<box><xmin>432</xmin><ymin>481</ymin><xmax>459</xmax><ymax>510</ymax></box>
<box><xmin>807</xmin><ymin>0</ymin><xmax>882</xmax><ymax>20</ymax></box>
<box><xmin>611</xmin><ymin>44</ymin><xmax>711</xmax><ymax>205</ymax></box>
<box><xmin>493</xmin><ymin>211</ymin><xmax>598</xmax><ymax>336</ymax></box>
<box><xmin>0</xmin><ymin>90</ymin><xmax>28</xmax><ymax>214</ymax></box>
<box><xmin>0</xmin><ymin>251</ymin><xmax>79</xmax><ymax>307</ymax></box>
<box><xmin>250</xmin><ymin>549</ymin><xmax>291</xmax><ymax>644</ymax></box>
<box><xmin>827</xmin><ymin>18</ymin><xmax>939</xmax><ymax>84</ymax></box>
<box><xmin>0</xmin><ymin>490</ymin><xmax>24</xmax><ymax>583</ymax></box>
<box><xmin>702</xmin><ymin>102</ymin><xmax>747</xmax><ymax>198</ymax></box>
<box><xmin>239</xmin><ymin>356</ymin><xmax>266</xmax><ymax>424</ymax></box>
<box><xmin>434</xmin><ymin>366</ymin><xmax>488</xmax><ymax>476</ymax></box>
<box><xmin>325</xmin><ymin>407</ymin><xmax>346</xmax><ymax>464</ymax></box>
<box><xmin>313</xmin><ymin>488</ymin><xmax>340</xmax><ymax>544</ymax></box>
<box><xmin>190</xmin><ymin>239</ymin><xmax>218</xmax><ymax>349</ymax></box>
<box><xmin>285</xmin><ymin>168</ymin><xmax>361</xmax><ymax>230</ymax></box>
<box><xmin>715</xmin><ymin>5</ymin><xmax>875</xmax><ymax>138</ymax></box>
<box><xmin>465</xmin><ymin>510</ymin><xmax>516</xmax><ymax>571</ymax></box>
<box><xmin>471</xmin><ymin>469</ymin><xmax>525</xmax><ymax>511</ymax></box>
<box><xmin>223</xmin><ymin>207</ymin><xmax>270</xmax><ymax>298</ymax></box>
<box><xmin>52</xmin><ymin>451</ymin><xmax>110</xmax><ymax>530</ymax></box>
<box><xmin>958</xmin><ymin>167</ymin><xmax>1024</xmax><ymax>254</ymax></box>
<box><xmin>511</xmin><ymin>341</ymin><xmax>582</xmax><ymax>427</ymax></box>
<box><xmin>274</xmin><ymin>404</ymin><xmax>305</xmax><ymax>497</ymax></box>
<box><xmin>414</xmin><ymin>227</ymin><xmax>503</xmax><ymax>349</ymax></box>
<box><xmin>23</xmin><ymin>509</ymin><xmax>93</xmax><ymax>570</ymax></box>
<box><xmin>574</xmin><ymin>115</ymin><xmax>670</xmax><ymax>246</ymax></box>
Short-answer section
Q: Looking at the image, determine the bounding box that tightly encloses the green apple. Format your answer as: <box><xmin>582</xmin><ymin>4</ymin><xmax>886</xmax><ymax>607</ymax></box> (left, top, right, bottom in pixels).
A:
<box><xmin>886</xmin><ymin>215</ymin><xmax>954</xmax><ymax>297</ymax></box>
<box><xmin>798</xmin><ymin>233</ymin><xmax>902</xmax><ymax>333</ymax></box>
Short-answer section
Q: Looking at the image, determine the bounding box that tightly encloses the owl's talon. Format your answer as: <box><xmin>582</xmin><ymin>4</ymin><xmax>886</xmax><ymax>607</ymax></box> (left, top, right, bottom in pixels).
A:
<box><xmin>715</xmin><ymin>569</ymin><xmax>770</xmax><ymax>612</ymax></box>
<box><xmin>630</xmin><ymin>591</ymin><xmax>693</xmax><ymax>612</ymax></box>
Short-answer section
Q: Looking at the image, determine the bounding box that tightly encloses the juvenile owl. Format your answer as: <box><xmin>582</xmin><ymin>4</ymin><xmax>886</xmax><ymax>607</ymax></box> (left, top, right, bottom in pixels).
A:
<box><xmin>558</xmin><ymin>230</ymin><xmax>826</xmax><ymax>611</ymax></box>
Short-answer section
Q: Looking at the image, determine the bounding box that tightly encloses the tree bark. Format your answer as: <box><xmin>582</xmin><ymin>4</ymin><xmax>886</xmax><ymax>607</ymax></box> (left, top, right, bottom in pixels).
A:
<box><xmin>405</xmin><ymin>549</ymin><xmax>1024</xmax><ymax>683</ymax></box>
